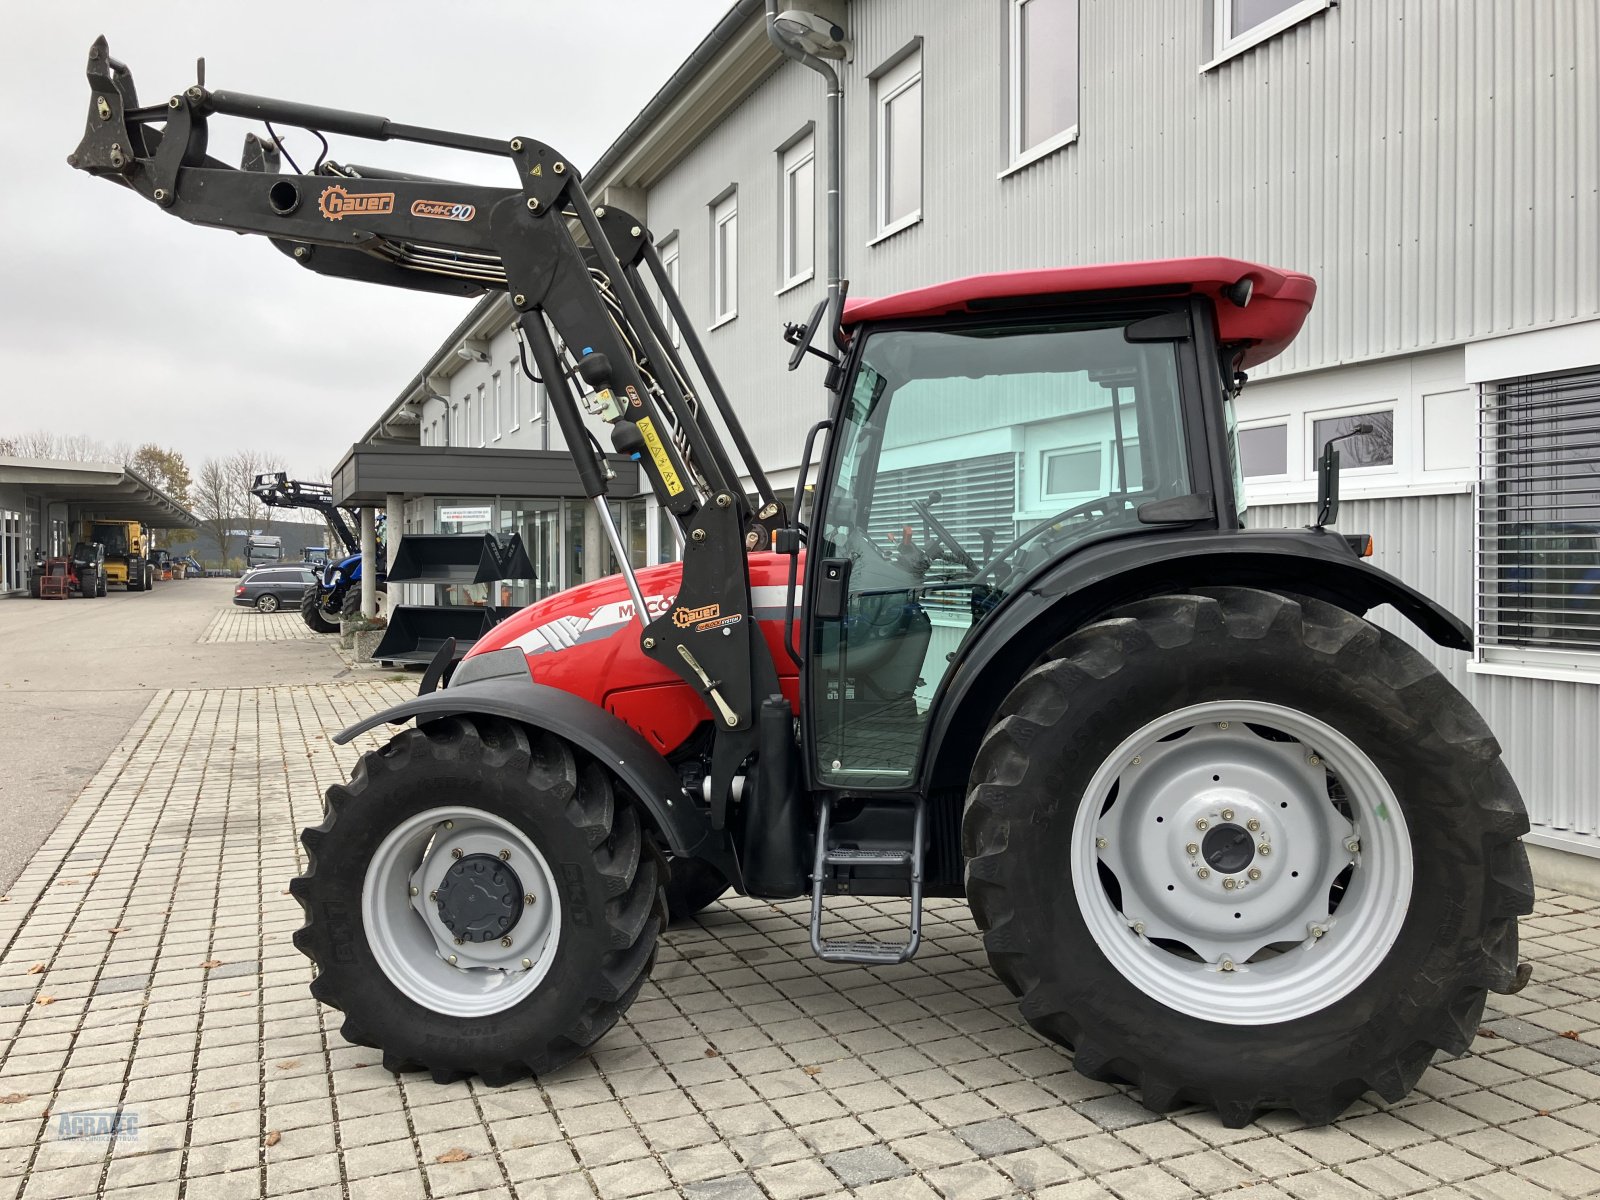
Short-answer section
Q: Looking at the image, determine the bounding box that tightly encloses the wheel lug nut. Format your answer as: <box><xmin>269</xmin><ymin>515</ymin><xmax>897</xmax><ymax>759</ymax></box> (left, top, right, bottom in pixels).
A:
<box><xmin>1246</xmin><ymin>819</ymin><xmax>1261</xmax><ymax>832</ymax></box>
<box><xmin>1219</xmin><ymin>958</ymin><xmax>1235</xmax><ymax>971</ymax></box>
<box><xmin>1197</xmin><ymin>867</ymin><xmax>1211</xmax><ymax>879</ymax></box>
<box><xmin>1220</xmin><ymin>808</ymin><xmax>1234</xmax><ymax>821</ymax></box>
<box><xmin>1195</xmin><ymin>818</ymin><xmax>1209</xmax><ymax>831</ymax></box>
<box><xmin>524</xmin><ymin>893</ymin><xmax>536</xmax><ymax>905</ymax></box>
<box><xmin>451</xmin><ymin>848</ymin><xmax>463</xmax><ymax>859</ymax></box>
<box><xmin>500</xmin><ymin>849</ymin><xmax>512</xmax><ymax>861</ymax></box>
<box><xmin>501</xmin><ymin>936</ymin><xmax>512</xmax><ymax>947</ymax></box>
<box><xmin>1185</xmin><ymin>843</ymin><xmax>1199</xmax><ymax>856</ymax></box>
<box><xmin>454</xmin><ymin>937</ymin><xmax>464</xmax><ymax>945</ymax></box>
<box><xmin>1222</xmin><ymin>877</ymin><xmax>1237</xmax><ymax>891</ymax></box>
<box><xmin>443</xmin><ymin>820</ymin><xmax>454</xmax><ymax>830</ymax></box>
<box><xmin>1132</xmin><ymin>922</ymin><xmax>1145</xmax><ymax>935</ymax></box>
<box><xmin>1247</xmin><ymin>868</ymin><xmax>1262</xmax><ymax>881</ymax></box>
<box><xmin>1310</xmin><ymin>925</ymin><xmax>1326</xmax><ymax>939</ymax></box>
<box><xmin>1344</xmin><ymin>838</ymin><xmax>1360</xmax><ymax>853</ymax></box>
<box><xmin>446</xmin><ymin>954</ymin><xmax>457</xmax><ymax>965</ymax></box>
<box><xmin>521</xmin><ymin>958</ymin><xmax>532</xmax><ymax>969</ymax></box>
<box><xmin>1257</xmin><ymin>844</ymin><xmax>1271</xmax><ymax>856</ymax></box>
<box><xmin>1308</xmin><ymin>754</ymin><xmax>1321</xmax><ymax>766</ymax></box>
<box><xmin>1095</xmin><ymin>836</ymin><xmax>1108</xmax><ymax>850</ymax></box>
<box><xmin>1217</xmin><ymin>721</ymin><xmax>1230</xmax><ymax>730</ymax></box>
<box><xmin>409</xmin><ymin>886</ymin><xmax>418</xmax><ymax>897</ymax></box>
<box><xmin>1130</xmin><ymin>755</ymin><xmax>1142</xmax><ymax>766</ymax></box>
<box><xmin>429</xmin><ymin>890</ymin><xmax>438</xmax><ymax>901</ymax></box>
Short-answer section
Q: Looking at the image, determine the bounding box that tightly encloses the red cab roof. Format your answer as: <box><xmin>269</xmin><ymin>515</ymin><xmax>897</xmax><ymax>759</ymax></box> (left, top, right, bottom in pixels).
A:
<box><xmin>842</xmin><ymin>256</ymin><xmax>1316</xmax><ymax>369</ymax></box>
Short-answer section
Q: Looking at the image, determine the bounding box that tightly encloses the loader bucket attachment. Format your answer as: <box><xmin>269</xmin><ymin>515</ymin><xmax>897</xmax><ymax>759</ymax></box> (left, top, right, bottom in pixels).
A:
<box><xmin>370</xmin><ymin>605</ymin><xmax>517</xmax><ymax>666</ymax></box>
<box><xmin>387</xmin><ymin>533</ymin><xmax>536</xmax><ymax>585</ymax></box>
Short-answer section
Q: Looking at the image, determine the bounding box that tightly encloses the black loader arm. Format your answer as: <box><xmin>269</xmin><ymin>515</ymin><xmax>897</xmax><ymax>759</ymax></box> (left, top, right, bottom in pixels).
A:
<box><xmin>250</xmin><ymin>473</ymin><xmax>359</xmax><ymax>554</ymax></box>
<box><xmin>71</xmin><ymin>37</ymin><xmax>787</xmax><ymax>810</ymax></box>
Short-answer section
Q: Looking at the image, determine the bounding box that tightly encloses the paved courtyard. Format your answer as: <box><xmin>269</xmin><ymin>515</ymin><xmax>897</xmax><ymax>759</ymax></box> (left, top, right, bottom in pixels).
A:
<box><xmin>1</xmin><ymin>608</ymin><xmax>1599</xmax><ymax>1200</ymax></box>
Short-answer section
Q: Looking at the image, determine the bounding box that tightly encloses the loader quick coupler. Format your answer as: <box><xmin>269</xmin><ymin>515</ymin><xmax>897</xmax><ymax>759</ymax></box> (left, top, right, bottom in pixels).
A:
<box><xmin>433</xmin><ymin>854</ymin><xmax>525</xmax><ymax>944</ymax></box>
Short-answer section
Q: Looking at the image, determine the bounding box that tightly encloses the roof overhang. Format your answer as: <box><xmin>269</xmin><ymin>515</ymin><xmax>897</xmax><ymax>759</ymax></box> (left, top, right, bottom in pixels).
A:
<box><xmin>0</xmin><ymin>458</ymin><xmax>200</xmax><ymax>528</ymax></box>
<box><xmin>332</xmin><ymin>443</ymin><xmax>643</xmax><ymax>507</ymax></box>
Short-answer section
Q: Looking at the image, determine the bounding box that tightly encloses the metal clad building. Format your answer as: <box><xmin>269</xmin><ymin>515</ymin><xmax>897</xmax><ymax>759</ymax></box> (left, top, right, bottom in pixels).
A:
<box><xmin>364</xmin><ymin>0</ymin><xmax>1600</xmax><ymax>877</ymax></box>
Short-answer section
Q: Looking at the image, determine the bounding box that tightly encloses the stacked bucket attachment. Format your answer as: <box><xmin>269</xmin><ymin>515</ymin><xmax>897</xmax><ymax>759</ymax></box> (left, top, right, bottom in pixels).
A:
<box><xmin>374</xmin><ymin>533</ymin><xmax>536</xmax><ymax>667</ymax></box>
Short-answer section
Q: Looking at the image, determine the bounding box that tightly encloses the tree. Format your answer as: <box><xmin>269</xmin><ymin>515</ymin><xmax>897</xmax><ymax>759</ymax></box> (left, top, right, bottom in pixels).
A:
<box><xmin>228</xmin><ymin>450</ymin><xmax>287</xmax><ymax>535</ymax></box>
<box><xmin>193</xmin><ymin>457</ymin><xmax>238</xmax><ymax>568</ymax></box>
<box><xmin>131</xmin><ymin>444</ymin><xmax>198</xmax><ymax>548</ymax></box>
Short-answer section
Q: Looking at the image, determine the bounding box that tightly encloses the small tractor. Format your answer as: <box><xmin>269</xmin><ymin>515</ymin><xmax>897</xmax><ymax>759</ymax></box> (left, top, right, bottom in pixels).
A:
<box><xmin>84</xmin><ymin>517</ymin><xmax>154</xmax><ymax>591</ymax></box>
<box><xmin>73</xmin><ymin>18</ymin><xmax>1532</xmax><ymax>1127</ymax></box>
<box><xmin>249</xmin><ymin>473</ymin><xmax>385</xmax><ymax>632</ymax></box>
<box><xmin>31</xmin><ymin>542</ymin><xmax>107</xmax><ymax>600</ymax></box>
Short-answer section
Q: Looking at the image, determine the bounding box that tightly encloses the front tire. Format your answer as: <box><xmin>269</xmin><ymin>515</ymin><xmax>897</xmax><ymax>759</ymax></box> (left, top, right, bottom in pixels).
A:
<box><xmin>300</xmin><ymin>584</ymin><xmax>340</xmax><ymax>633</ymax></box>
<box><xmin>963</xmin><ymin>588</ymin><xmax>1532</xmax><ymax>1127</ymax></box>
<box><xmin>291</xmin><ymin>716</ymin><xmax>665</xmax><ymax>1082</ymax></box>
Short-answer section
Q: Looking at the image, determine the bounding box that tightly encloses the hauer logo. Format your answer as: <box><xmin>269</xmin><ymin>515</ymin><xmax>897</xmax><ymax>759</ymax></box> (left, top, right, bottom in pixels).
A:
<box><xmin>411</xmin><ymin>199</ymin><xmax>477</xmax><ymax>222</ymax></box>
<box><xmin>318</xmin><ymin>184</ymin><xmax>395</xmax><ymax>221</ymax></box>
<box><xmin>672</xmin><ymin>603</ymin><xmax>720</xmax><ymax>628</ymax></box>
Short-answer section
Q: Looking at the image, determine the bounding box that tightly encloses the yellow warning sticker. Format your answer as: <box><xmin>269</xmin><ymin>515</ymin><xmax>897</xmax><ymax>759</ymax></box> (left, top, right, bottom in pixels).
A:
<box><xmin>636</xmin><ymin>417</ymin><xmax>684</xmax><ymax>496</ymax></box>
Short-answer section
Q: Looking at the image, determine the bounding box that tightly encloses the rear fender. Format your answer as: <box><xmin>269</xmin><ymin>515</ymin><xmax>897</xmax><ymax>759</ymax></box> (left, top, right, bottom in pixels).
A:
<box><xmin>334</xmin><ymin>647</ymin><xmax>733</xmax><ymax>880</ymax></box>
<box><xmin>923</xmin><ymin>527</ymin><xmax>1471</xmax><ymax>791</ymax></box>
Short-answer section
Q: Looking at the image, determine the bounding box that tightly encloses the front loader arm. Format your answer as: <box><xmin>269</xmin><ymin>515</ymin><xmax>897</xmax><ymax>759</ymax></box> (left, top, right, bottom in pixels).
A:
<box><xmin>72</xmin><ymin>37</ymin><xmax>783</xmax><ymax>816</ymax></box>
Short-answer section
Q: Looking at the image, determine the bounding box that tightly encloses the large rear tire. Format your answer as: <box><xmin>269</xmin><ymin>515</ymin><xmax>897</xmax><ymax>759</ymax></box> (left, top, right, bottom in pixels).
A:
<box><xmin>963</xmin><ymin>587</ymin><xmax>1532</xmax><ymax>1127</ymax></box>
<box><xmin>300</xmin><ymin>584</ymin><xmax>340</xmax><ymax>634</ymax></box>
<box><xmin>291</xmin><ymin>715</ymin><xmax>665</xmax><ymax>1083</ymax></box>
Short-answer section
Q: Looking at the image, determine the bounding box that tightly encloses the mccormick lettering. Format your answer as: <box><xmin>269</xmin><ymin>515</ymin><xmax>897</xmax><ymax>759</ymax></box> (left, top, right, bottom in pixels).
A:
<box><xmin>318</xmin><ymin>185</ymin><xmax>395</xmax><ymax>221</ymax></box>
<box><xmin>672</xmin><ymin>603</ymin><xmax>721</xmax><ymax>628</ymax></box>
<box><xmin>410</xmin><ymin>199</ymin><xmax>476</xmax><ymax>222</ymax></box>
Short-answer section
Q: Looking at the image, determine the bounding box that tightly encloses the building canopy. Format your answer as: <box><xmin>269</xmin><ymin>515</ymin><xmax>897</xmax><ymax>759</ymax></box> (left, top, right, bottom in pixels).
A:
<box><xmin>0</xmin><ymin>458</ymin><xmax>199</xmax><ymax>528</ymax></box>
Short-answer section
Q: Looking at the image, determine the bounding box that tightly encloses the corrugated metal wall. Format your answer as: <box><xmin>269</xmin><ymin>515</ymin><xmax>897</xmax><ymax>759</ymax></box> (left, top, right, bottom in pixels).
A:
<box><xmin>1249</xmin><ymin>492</ymin><xmax>1600</xmax><ymax>855</ymax></box>
<box><xmin>640</xmin><ymin>0</ymin><xmax>1599</xmax><ymax>473</ymax></box>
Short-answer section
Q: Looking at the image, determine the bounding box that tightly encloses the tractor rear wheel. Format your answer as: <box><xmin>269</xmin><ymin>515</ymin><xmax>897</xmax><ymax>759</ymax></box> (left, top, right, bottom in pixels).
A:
<box><xmin>300</xmin><ymin>584</ymin><xmax>340</xmax><ymax>634</ymax></box>
<box><xmin>291</xmin><ymin>715</ymin><xmax>665</xmax><ymax>1083</ymax></box>
<box><xmin>963</xmin><ymin>587</ymin><xmax>1532</xmax><ymax>1127</ymax></box>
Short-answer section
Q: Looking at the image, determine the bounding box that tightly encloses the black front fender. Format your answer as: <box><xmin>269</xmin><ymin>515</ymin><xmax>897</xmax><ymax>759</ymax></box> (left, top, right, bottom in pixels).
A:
<box><xmin>335</xmin><ymin>648</ymin><xmax>731</xmax><ymax>877</ymax></box>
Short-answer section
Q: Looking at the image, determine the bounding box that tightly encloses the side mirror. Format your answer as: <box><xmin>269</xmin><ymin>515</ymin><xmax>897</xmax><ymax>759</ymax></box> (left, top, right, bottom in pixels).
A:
<box><xmin>1312</xmin><ymin>423</ymin><xmax>1372</xmax><ymax>531</ymax></box>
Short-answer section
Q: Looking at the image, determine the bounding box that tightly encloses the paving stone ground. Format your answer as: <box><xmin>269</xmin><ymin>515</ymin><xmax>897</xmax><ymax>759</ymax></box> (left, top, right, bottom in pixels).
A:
<box><xmin>1</xmin><ymin>662</ymin><xmax>1598</xmax><ymax>1199</ymax></box>
<box><xmin>199</xmin><ymin>608</ymin><xmax>320</xmax><ymax>644</ymax></box>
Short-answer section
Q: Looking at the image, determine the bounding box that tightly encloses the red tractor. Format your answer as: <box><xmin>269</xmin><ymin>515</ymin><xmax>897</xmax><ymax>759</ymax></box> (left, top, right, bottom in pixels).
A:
<box><xmin>32</xmin><ymin>542</ymin><xmax>107</xmax><ymax>600</ymax></box>
<box><xmin>72</xmin><ymin>17</ymin><xmax>1530</xmax><ymax>1126</ymax></box>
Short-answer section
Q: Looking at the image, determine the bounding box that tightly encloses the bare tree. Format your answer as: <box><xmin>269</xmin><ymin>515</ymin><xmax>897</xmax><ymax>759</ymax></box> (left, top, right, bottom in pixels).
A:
<box><xmin>193</xmin><ymin>457</ymin><xmax>238</xmax><ymax>567</ymax></box>
<box><xmin>0</xmin><ymin>429</ymin><xmax>134</xmax><ymax>463</ymax></box>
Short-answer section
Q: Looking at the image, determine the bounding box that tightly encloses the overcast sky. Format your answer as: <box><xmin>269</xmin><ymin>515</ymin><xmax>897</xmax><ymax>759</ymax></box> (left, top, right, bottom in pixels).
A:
<box><xmin>0</xmin><ymin>0</ymin><xmax>732</xmax><ymax>478</ymax></box>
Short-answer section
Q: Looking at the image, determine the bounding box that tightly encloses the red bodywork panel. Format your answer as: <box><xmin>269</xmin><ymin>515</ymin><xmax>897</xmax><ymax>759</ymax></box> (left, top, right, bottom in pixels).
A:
<box><xmin>842</xmin><ymin>256</ymin><xmax>1316</xmax><ymax>369</ymax></box>
<box><xmin>466</xmin><ymin>258</ymin><xmax>1317</xmax><ymax>757</ymax></box>
<box><xmin>466</xmin><ymin>553</ymin><xmax>801</xmax><ymax>756</ymax></box>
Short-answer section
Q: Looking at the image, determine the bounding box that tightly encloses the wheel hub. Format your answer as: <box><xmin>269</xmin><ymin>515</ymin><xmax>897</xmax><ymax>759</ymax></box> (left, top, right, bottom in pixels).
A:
<box><xmin>1201</xmin><ymin>823</ymin><xmax>1255</xmax><ymax>874</ymax></box>
<box><xmin>434</xmin><ymin>853</ymin><xmax>524</xmax><ymax>943</ymax></box>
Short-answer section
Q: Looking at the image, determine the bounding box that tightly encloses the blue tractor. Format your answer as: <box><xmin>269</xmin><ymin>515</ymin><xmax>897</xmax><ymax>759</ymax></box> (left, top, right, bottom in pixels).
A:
<box><xmin>250</xmin><ymin>473</ymin><xmax>385</xmax><ymax>633</ymax></box>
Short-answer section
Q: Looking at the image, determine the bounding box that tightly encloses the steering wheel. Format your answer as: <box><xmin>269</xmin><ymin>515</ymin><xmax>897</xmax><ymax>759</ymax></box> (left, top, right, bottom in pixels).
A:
<box><xmin>909</xmin><ymin>495</ymin><xmax>979</xmax><ymax>571</ymax></box>
<box><xmin>973</xmin><ymin>496</ymin><xmax>1127</xmax><ymax>584</ymax></box>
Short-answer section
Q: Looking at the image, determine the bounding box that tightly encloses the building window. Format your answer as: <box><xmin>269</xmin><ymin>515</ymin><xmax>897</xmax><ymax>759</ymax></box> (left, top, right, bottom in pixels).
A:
<box><xmin>659</xmin><ymin>237</ymin><xmax>681</xmax><ymax>347</ymax></box>
<box><xmin>509</xmin><ymin>364</ymin><xmax>520</xmax><ymax>431</ymax></box>
<box><xmin>450</xmin><ymin>402</ymin><xmax>459</xmax><ymax>447</ymax></box>
<box><xmin>780</xmin><ymin>132</ymin><xmax>815</xmax><ymax>289</ymax></box>
<box><xmin>1478</xmin><ymin>368</ymin><xmax>1600</xmax><ymax>662</ymax></box>
<box><xmin>874</xmin><ymin>48</ymin><xmax>922</xmax><ymax>238</ymax></box>
<box><xmin>1212</xmin><ymin>0</ymin><xmax>1331</xmax><ymax>64</ymax></box>
<box><xmin>477</xmin><ymin>383</ymin><xmax>487</xmax><ymax>446</ymax></box>
<box><xmin>493</xmin><ymin>371</ymin><xmax>503</xmax><ymax>440</ymax></box>
<box><xmin>1009</xmin><ymin>0</ymin><xmax>1078</xmax><ymax>167</ymax></box>
<box><xmin>461</xmin><ymin>397</ymin><xmax>471</xmax><ymax>448</ymax></box>
<box><xmin>1239</xmin><ymin>423</ymin><xmax>1289</xmax><ymax>478</ymax></box>
<box><xmin>711</xmin><ymin>193</ymin><xmax>738</xmax><ymax>326</ymax></box>
<box><xmin>1042</xmin><ymin>446</ymin><xmax>1103</xmax><ymax>497</ymax></box>
<box><xmin>1312</xmin><ymin>410</ymin><xmax>1394</xmax><ymax>469</ymax></box>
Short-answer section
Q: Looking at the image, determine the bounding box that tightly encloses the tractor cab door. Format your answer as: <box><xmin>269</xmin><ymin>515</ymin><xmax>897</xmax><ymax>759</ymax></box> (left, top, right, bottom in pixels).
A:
<box><xmin>804</xmin><ymin>308</ymin><xmax>1209</xmax><ymax>790</ymax></box>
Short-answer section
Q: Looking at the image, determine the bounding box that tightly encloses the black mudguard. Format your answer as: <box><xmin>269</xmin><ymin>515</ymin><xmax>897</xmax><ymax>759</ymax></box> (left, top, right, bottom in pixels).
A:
<box><xmin>923</xmin><ymin>526</ymin><xmax>1472</xmax><ymax>791</ymax></box>
<box><xmin>334</xmin><ymin>647</ymin><xmax>731</xmax><ymax>878</ymax></box>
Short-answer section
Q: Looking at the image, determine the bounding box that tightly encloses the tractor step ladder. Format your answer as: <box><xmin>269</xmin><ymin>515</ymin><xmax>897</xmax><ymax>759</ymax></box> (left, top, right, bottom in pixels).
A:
<box><xmin>809</xmin><ymin>796</ymin><xmax>925</xmax><ymax>965</ymax></box>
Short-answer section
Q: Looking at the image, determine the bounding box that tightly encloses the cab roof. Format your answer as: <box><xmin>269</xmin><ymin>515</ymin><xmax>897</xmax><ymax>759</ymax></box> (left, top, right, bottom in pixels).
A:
<box><xmin>842</xmin><ymin>256</ymin><xmax>1316</xmax><ymax>369</ymax></box>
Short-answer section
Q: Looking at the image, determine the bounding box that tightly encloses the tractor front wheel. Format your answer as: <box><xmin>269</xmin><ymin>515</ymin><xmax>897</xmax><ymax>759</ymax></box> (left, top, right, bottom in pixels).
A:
<box><xmin>963</xmin><ymin>587</ymin><xmax>1532</xmax><ymax>1127</ymax></box>
<box><xmin>291</xmin><ymin>716</ymin><xmax>665</xmax><ymax>1083</ymax></box>
<box><xmin>300</xmin><ymin>584</ymin><xmax>340</xmax><ymax>634</ymax></box>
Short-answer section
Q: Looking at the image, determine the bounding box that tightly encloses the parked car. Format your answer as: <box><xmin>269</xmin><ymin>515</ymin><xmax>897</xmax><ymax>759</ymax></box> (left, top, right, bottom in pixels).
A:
<box><xmin>234</xmin><ymin>565</ymin><xmax>318</xmax><ymax>612</ymax></box>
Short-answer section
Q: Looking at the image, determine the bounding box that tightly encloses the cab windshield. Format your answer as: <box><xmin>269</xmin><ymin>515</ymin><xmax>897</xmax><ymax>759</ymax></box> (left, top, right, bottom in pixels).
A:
<box><xmin>810</xmin><ymin>315</ymin><xmax>1192</xmax><ymax>786</ymax></box>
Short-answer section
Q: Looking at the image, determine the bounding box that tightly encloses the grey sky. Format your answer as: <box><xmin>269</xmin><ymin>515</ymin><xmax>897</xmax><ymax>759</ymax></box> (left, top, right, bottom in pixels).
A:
<box><xmin>0</xmin><ymin>0</ymin><xmax>732</xmax><ymax>477</ymax></box>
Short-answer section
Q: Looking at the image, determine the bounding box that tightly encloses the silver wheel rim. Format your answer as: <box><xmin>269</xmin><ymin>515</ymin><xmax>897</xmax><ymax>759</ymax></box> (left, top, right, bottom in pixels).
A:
<box><xmin>259</xmin><ymin>595</ymin><xmax>277</xmax><ymax>612</ymax></box>
<box><xmin>361</xmin><ymin>805</ymin><xmax>562</xmax><ymax>1017</ymax></box>
<box><xmin>1072</xmin><ymin>700</ymin><xmax>1412</xmax><ymax>1025</ymax></box>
